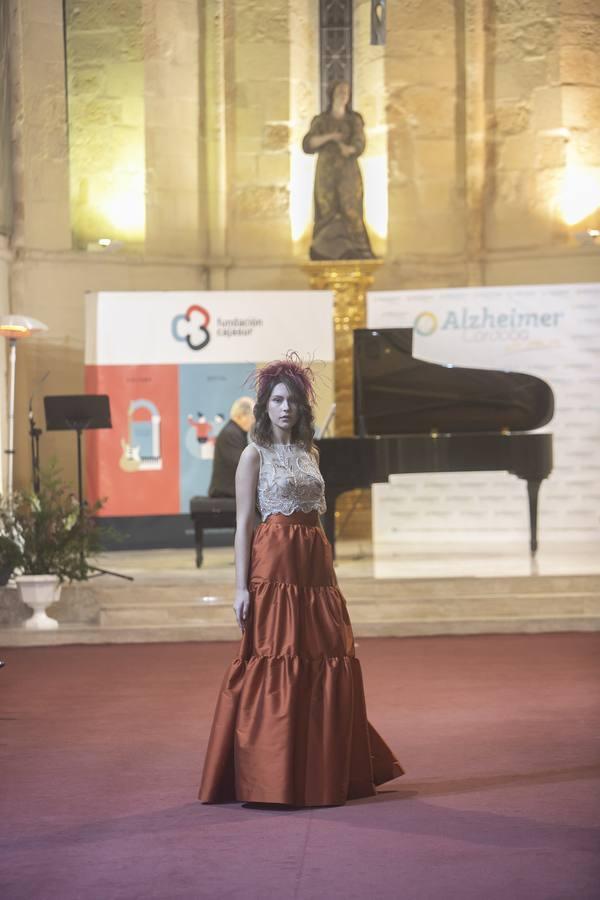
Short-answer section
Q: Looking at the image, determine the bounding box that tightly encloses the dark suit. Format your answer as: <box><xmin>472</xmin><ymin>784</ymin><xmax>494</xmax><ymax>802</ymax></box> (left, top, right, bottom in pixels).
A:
<box><xmin>208</xmin><ymin>420</ymin><xmax>248</xmax><ymax>498</ymax></box>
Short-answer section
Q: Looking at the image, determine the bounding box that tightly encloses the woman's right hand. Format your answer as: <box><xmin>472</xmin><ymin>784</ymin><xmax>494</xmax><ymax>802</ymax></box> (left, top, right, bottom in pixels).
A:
<box><xmin>234</xmin><ymin>588</ymin><xmax>250</xmax><ymax>632</ymax></box>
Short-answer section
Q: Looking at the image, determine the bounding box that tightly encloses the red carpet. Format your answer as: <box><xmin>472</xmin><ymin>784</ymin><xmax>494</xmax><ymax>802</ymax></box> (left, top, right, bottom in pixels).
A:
<box><xmin>1</xmin><ymin>633</ymin><xmax>599</xmax><ymax>899</ymax></box>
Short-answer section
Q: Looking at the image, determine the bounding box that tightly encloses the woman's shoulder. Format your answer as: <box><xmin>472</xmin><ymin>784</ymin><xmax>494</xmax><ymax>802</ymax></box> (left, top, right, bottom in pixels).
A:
<box><xmin>240</xmin><ymin>442</ymin><xmax>261</xmax><ymax>463</ymax></box>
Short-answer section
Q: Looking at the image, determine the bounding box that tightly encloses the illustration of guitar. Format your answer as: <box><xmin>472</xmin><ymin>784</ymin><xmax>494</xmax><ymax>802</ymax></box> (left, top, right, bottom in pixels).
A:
<box><xmin>119</xmin><ymin>437</ymin><xmax>141</xmax><ymax>472</ymax></box>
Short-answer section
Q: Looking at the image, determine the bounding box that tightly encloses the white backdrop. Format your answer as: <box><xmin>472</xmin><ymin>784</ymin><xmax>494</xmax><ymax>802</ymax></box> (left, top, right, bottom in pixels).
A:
<box><xmin>367</xmin><ymin>283</ymin><xmax>600</xmax><ymax>548</ymax></box>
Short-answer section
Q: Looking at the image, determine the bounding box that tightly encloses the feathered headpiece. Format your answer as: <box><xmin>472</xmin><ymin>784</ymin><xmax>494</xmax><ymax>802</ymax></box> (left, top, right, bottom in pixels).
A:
<box><xmin>249</xmin><ymin>351</ymin><xmax>317</xmax><ymax>406</ymax></box>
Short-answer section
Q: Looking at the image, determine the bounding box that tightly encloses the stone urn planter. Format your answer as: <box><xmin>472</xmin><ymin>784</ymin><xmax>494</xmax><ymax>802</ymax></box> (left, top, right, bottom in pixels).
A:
<box><xmin>16</xmin><ymin>574</ymin><xmax>61</xmax><ymax>630</ymax></box>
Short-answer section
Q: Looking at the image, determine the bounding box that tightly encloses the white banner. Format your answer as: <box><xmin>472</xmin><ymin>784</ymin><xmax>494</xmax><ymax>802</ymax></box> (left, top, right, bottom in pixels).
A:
<box><xmin>85</xmin><ymin>291</ymin><xmax>334</xmax><ymax>365</ymax></box>
<box><xmin>368</xmin><ymin>283</ymin><xmax>600</xmax><ymax>546</ymax></box>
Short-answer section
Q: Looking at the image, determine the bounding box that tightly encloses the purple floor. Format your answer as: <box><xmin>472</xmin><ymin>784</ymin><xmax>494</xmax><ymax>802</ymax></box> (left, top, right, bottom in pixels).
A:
<box><xmin>1</xmin><ymin>633</ymin><xmax>599</xmax><ymax>899</ymax></box>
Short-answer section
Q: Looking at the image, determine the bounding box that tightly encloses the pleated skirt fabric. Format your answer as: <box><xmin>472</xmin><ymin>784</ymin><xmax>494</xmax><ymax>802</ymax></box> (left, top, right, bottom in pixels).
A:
<box><xmin>198</xmin><ymin>510</ymin><xmax>404</xmax><ymax>807</ymax></box>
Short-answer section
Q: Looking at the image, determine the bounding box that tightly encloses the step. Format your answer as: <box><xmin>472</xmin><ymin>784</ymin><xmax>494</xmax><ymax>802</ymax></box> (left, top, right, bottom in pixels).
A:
<box><xmin>98</xmin><ymin>589</ymin><xmax>600</xmax><ymax>628</ymax></box>
<box><xmin>2</xmin><ymin>613</ymin><xmax>600</xmax><ymax>648</ymax></box>
<box><xmin>93</xmin><ymin>574</ymin><xmax>600</xmax><ymax>607</ymax></box>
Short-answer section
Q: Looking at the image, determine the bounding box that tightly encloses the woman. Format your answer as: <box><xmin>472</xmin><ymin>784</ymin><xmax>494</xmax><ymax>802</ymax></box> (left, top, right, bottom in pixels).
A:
<box><xmin>302</xmin><ymin>80</ymin><xmax>375</xmax><ymax>260</ymax></box>
<box><xmin>198</xmin><ymin>355</ymin><xmax>403</xmax><ymax>807</ymax></box>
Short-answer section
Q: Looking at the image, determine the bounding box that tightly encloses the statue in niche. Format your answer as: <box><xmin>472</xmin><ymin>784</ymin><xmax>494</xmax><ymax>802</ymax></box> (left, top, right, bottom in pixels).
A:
<box><xmin>302</xmin><ymin>81</ymin><xmax>375</xmax><ymax>261</ymax></box>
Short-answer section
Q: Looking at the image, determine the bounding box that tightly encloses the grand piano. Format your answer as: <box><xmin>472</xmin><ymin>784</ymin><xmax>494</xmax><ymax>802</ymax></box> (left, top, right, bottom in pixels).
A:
<box><xmin>316</xmin><ymin>328</ymin><xmax>554</xmax><ymax>557</ymax></box>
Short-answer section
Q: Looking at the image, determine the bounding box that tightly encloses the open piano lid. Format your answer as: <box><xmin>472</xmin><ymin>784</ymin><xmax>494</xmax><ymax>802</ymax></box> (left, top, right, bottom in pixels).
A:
<box><xmin>353</xmin><ymin>328</ymin><xmax>554</xmax><ymax>435</ymax></box>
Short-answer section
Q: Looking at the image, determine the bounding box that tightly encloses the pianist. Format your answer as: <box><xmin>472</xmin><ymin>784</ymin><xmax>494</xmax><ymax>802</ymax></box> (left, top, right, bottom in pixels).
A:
<box><xmin>207</xmin><ymin>396</ymin><xmax>255</xmax><ymax>499</ymax></box>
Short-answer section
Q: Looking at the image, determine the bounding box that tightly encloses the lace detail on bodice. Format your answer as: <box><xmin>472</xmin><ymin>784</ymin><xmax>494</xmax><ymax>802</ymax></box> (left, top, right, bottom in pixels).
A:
<box><xmin>251</xmin><ymin>441</ymin><xmax>326</xmax><ymax>521</ymax></box>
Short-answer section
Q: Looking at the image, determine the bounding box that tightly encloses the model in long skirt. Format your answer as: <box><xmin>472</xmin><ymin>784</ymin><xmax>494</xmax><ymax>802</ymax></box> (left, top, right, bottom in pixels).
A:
<box><xmin>198</xmin><ymin>354</ymin><xmax>404</xmax><ymax>807</ymax></box>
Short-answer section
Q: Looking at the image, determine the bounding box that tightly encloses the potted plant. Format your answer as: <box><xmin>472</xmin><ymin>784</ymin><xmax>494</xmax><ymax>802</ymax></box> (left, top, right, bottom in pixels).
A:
<box><xmin>0</xmin><ymin>468</ymin><xmax>105</xmax><ymax>630</ymax></box>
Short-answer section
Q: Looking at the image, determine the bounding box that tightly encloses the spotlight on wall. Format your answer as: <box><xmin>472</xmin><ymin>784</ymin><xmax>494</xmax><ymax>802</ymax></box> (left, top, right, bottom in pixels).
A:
<box><xmin>0</xmin><ymin>315</ymin><xmax>48</xmax><ymax>506</ymax></box>
<box><xmin>557</xmin><ymin>165</ymin><xmax>600</xmax><ymax>227</ymax></box>
<box><xmin>86</xmin><ymin>238</ymin><xmax>124</xmax><ymax>253</ymax></box>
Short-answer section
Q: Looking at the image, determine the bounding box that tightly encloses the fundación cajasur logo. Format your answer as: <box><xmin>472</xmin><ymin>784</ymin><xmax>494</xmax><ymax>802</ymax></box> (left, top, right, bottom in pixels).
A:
<box><xmin>171</xmin><ymin>304</ymin><xmax>211</xmax><ymax>351</ymax></box>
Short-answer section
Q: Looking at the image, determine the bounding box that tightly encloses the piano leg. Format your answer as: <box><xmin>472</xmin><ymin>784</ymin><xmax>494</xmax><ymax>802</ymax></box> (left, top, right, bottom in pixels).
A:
<box><xmin>527</xmin><ymin>480</ymin><xmax>541</xmax><ymax>555</ymax></box>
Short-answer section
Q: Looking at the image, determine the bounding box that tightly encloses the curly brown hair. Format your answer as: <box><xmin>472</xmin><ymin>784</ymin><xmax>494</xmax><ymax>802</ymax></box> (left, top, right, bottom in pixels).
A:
<box><xmin>251</xmin><ymin>373</ymin><xmax>316</xmax><ymax>450</ymax></box>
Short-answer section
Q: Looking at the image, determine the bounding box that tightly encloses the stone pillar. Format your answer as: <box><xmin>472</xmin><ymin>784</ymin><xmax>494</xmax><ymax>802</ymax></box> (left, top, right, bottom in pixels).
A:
<box><xmin>384</xmin><ymin>0</ymin><xmax>461</xmax><ymax>262</ymax></box>
<box><xmin>9</xmin><ymin>0</ymin><xmax>71</xmax><ymax>251</ymax></box>
<box><xmin>354</xmin><ymin>0</ymin><xmax>387</xmax><ymax>258</ymax></box>
<box><xmin>289</xmin><ymin>0</ymin><xmax>319</xmax><ymax>258</ymax></box>
<box><xmin>461</xmin><ymin>0</ymin><xmax>491</xmax><ymax>285</ymax></box>
<box><xmin>0</xmin><ymin>236</ymin><xmax>10</xmax><ymax>493</ymax></box>
<box><xmin>229</xmin><ymin>1</ymin><xmax>293</xmax><ymax>261</ymax></box>
<box><xmin>143</xmin><ymin>0</ymin><xmax>201</xmax><ymax>257</ymax></box>
<box><xmin>203</xmin><ymin>0</ymin><xmax>229</xmax><ymax>288</ymax></box>
<box><xmin>303</xmin><ymin>259</ymin><xmax>382</xmax><ymax>436</ymax></box>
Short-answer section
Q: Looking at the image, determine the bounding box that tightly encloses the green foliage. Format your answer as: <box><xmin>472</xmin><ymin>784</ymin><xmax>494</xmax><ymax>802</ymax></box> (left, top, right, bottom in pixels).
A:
<box><xmin>0</xmin><ymin>467</ymin><xmax>107</xmax><ymax>582</ymax></box>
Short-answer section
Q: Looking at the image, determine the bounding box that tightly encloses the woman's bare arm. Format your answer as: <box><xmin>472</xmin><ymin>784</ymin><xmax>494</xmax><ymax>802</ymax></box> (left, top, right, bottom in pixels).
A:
<box><xmin>233</xmin><ymin>444</ymin><xmax>260</xmax><ymax>630</ymax></box>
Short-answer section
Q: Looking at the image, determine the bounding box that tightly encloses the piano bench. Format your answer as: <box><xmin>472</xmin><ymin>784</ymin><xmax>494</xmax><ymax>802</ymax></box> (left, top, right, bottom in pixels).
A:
<box><xmin>189</xmin><ymin>496</ymin><xmax>237</xmax><ymax>568</ymax></box>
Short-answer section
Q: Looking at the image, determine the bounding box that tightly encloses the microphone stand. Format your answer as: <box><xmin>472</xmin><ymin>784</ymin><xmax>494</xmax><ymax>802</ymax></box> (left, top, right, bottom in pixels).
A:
<box><xmin>68</xmin><ymin>417</ymin><xmax>133</xmax><ymax>582</ymax></box>
<box><xmin>28</xmin><ymin>372</ymin><xmax>48</xmax><ymax>494</ymax></box>
<box><xmin>28</xmin><ymin>402</ymin><xmax>42</xmax><ymax>494</ymax></box>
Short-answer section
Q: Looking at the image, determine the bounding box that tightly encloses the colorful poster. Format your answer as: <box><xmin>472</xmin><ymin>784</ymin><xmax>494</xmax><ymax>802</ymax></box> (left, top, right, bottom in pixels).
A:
<box><xmin>178</xmin><ymin>363</ymin><xmax>256</xmax><ymax>512</ymax></box>
<box><xmin>85</xmin><ymin>364</ymin><xmax>179</xmax><ymax>517</ymax></box>
<box><xmin>84</xmin><ymin>291</ymin><xmax>334</xmax><ymax>517</ymax></box>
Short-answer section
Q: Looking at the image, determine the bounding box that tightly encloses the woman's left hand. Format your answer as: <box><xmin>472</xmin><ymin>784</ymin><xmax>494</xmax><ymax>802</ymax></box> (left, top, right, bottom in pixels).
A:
<box><xmin>234</xmin><ymin>588</ymin><xmax>250</xmax><ymax>632</ymax></box>
<box><xmin>339</xmin><ymin>143</ymin><xmax>355</xmax><ymax>158</ymax></box>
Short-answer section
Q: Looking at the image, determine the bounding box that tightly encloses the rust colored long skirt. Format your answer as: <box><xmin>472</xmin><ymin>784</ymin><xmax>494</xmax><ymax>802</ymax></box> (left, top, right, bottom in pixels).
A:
<box><xmin>198</xmin><ymin>510</ymin><xmax>404</xmax><ymax>807</ymax></box>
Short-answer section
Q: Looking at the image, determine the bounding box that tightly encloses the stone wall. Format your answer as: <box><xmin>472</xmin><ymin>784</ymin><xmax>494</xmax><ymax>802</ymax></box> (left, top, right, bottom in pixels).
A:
<box><xmin>0</xmin><ymin>0</ymin><xmax>12</xmax><ymax>236</ymax></box>
<box><xmin>65</xmin><ymin>0</ymin><xmax>146</xmax><ymax>248</ymax></box>
<box><xmin>7</xmin><ymin>0</ymin><xmax>207</xmax><ymax>486</ymax></box>
<box><xmin>143</xmin><ymin>0</ymin><xmax>202</xmax><ymax>257</ymax></box>
<box><xmin>354</xmin><ymin>0</ymin><xmax>387</xmax><ymax>258</ymax></box>
<box><xmin>377</xmin><ymin>0</ymin><xmax>600</xmax><ymax>290</ymax></box>
<box><xmin>385</xmin><ymin>0</ymin><xmax>462</xmax><ymax>264</ymax></box>
<box><xmin>483</xmin><ymin>0</ymin><xmax>600</xmax><ymax>283</ymax></box>
<box><xmin>3</xmin><ymin>0</ymin><xmax>600</xmax><ymax>496</ymax></box>
<box><xmin>229</xmin><ymin>1</ymin><xmax>293</xmax><ymax>261</ymax></box>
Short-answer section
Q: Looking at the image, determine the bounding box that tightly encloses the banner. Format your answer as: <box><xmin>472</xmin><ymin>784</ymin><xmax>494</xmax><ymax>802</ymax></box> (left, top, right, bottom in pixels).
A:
<box><xmin>85</xmin><ymin>291</ymin><xmax>334</xmax><ymax>516</ymax></box>
<box><xmin>368</xmin><ymin>283</ymin><xmax>600</xmax><ymax>547</ymax></box>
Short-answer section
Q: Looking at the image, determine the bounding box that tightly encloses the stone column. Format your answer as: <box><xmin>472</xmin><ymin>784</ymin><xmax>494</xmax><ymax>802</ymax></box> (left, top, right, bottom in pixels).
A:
<box><xmin>203</xmin><ymin>0</ymin><xmax>229</xmax><ymax>288</ymax></box>
<box><xmin>143</xmin><ymin>0</ymin><xmax>201</xmax><ymax>257</ymax></box>
<box><xmin>461</xmin><ymin>0</ymin><xmax>491</xmax><ymax>285</ymax></box>
<box><xmin>9</xmin><ymin>0</ymin><xmax>71</xmax><ymax>252</ymax></box>
<box><xmin>354</xmin><ymin>0</ymin><xmax>387</xmax><ymax>259</ymax></box>
<box><xmin>303</xmin><ymin>259</ymin><xmax>382</xmax><ymax>436</ymax></box>
<box><xmin>0</xmin><ymin>237</ymin><xmax>10</xmax><ymax>493</ymax></box>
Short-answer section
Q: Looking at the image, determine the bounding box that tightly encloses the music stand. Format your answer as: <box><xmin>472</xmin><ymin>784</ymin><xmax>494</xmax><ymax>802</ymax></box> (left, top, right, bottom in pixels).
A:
<box><xmin>44</xmin><ymin>395</ymin><xmax>133</xmax><ymax>582</ymax></box>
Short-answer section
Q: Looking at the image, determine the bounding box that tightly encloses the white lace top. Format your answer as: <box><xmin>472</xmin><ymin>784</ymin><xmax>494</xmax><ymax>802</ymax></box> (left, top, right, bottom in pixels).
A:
<box><xmin>250</xmin><ymin>441</ymin><xmax>327</xmax><ymax>521</ymax></box>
